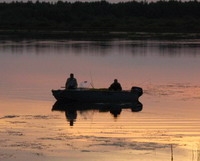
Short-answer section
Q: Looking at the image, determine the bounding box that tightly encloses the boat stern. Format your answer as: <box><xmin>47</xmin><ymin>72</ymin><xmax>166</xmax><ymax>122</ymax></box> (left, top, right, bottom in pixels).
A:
<box><xmin>131</xmin><ymin>87</ymin><xmax>143</xmax><ymax>97</ymax></box>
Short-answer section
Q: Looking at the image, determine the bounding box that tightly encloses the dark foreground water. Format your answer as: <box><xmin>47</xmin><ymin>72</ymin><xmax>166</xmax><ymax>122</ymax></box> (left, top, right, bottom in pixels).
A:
<box><xmin>0</xmin><ymin>39</ymin><xmax>200</xmax><ymax>161</ymax></box>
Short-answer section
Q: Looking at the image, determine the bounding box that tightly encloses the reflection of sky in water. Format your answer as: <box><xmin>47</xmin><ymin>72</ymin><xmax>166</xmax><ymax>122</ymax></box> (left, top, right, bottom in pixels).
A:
<box><xmin>0</xmin><ymin>40</ymin><xmax>200</xmax><ymax>89</ymax></box>
<box><xmin>0</xmin><ymin>39</ymin><xmax>200</xmax><ymax>161</ymax></box>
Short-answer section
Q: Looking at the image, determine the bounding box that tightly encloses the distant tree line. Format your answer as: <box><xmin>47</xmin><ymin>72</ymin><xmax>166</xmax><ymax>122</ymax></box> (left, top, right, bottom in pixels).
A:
<box><xmin>1</xmin><ymin>0</ymin><xmax>200</xmax><ymax>33</ymax></box>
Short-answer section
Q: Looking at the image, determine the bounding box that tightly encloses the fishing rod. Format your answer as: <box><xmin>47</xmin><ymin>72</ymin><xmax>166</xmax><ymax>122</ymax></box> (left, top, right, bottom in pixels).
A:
<box><xmin>90</xmin><ymin>72</ymin><xmax>95</xmax><ymax>88</ymax></box>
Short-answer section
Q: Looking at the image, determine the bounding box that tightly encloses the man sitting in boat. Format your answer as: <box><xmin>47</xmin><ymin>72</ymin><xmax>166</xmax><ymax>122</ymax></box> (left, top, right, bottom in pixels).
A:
<box><xmin>108</xmin><ymin>79</ymin><xmax>122</xmax><ymax>91</ymax></box>
<box><xmin>65</xmin><ymin>73</ymin><xmax>78</xmax><ymax>89</ymax></box>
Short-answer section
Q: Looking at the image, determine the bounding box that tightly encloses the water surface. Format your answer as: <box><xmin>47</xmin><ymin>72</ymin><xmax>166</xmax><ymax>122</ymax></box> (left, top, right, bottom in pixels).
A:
<box><xmin>0</xmin><ymin>39</ymin><xmax>200</xmax><ymax>161</ymax></box>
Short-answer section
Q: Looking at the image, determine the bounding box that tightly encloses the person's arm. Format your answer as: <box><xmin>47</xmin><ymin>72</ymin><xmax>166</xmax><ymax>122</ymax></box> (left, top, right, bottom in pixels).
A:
<box><xmin>75</xmin><ymin>79</ymin><xmax>78</xmax><ymax>88</ymax></box>
<box><xmin>119</xmin><ymin>83</ymin><xmax>122</xmax><ymax>91</ymax></box>
<box><xmin>65</xmin><ymin>78</ymin><xmax>69</xmax><ymax>89</ymax></box>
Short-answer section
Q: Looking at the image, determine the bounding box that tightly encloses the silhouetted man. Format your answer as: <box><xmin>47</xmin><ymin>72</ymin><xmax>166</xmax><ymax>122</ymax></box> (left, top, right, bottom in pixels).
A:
<box><xmin>109</xmin><ymin>79</ymin><xmax>122</xmax><ymax>91</ymax></box>
<box><xmin>65</xmin><ymin>73</ymin><xmax>78</xmax><ymax>89</ymax></box>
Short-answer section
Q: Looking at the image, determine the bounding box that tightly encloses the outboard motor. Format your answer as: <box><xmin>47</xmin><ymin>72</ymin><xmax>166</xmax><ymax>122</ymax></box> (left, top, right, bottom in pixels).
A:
<box><xmin>131</xmin><ymin>101</ymin><xmax>143</xmax><ymax>112</ymax></box>
<box><xmin>131</xmin><ymin>86</ymin><xmax>143</xmax><ymax>97</ymax></box>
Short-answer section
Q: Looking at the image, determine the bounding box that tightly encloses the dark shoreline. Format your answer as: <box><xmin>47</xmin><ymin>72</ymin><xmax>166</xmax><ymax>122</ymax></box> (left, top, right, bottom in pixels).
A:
<box><xmin>1</xmin><ymin>1</ymin><xmax>200</xmax><ymax>39</ymax></box>
<box><xmin>1</xmin><ymin>30</ymin><xmax>200</xmax><ymax>40</ymax></box>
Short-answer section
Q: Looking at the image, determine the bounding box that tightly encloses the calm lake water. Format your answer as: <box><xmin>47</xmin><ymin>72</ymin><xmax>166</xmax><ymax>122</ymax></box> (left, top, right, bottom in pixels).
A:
<box><xmin>0</xmin><ymin>39</ymin><xmax>200</xmax><ymax>161</ymax></box>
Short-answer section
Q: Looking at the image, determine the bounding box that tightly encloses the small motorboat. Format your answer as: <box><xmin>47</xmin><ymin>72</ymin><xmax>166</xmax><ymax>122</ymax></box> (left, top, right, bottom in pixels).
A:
<box><xmin>51</xmin><ymin>86</ymin><xmax>143</xmax><ymax>103</ymax></box>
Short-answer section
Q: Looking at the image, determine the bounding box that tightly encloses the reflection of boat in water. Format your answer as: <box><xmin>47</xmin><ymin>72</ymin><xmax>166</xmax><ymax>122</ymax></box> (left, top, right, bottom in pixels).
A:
<box><xmin>52</xmin><ymin>86</ymin><xmax>143</xmax><ymax>103</ymax></box>
<box><xmin>52</xmin><ymin>101</ymin><xmax>143</xmax><ymax>126</ymax></box>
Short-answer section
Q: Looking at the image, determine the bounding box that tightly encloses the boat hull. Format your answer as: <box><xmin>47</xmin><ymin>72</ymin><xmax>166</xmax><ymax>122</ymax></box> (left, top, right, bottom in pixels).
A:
<box><xmin>52</xmin><ymin>87</ymin><xmax>143</xmax><ymax>103</ymax></box>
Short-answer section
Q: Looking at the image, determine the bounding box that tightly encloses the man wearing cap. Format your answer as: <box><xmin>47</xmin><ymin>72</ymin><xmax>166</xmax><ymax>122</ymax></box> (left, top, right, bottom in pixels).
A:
<box><xmin>108</xmin><ymin>79</ymin><xmax>122</xmax><ymax>91</ymax></box>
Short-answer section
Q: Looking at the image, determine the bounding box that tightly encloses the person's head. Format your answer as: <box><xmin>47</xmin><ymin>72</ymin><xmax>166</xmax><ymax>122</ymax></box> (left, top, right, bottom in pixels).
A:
<box><xmin>70</xmin><ymin>73</ymin><xmax>74</xmax><ymax>78</ymax></box>
<box><xmin>114</xmin><ymin>79</ymin><xmax>118</xmax><ymax>83</ymax></box>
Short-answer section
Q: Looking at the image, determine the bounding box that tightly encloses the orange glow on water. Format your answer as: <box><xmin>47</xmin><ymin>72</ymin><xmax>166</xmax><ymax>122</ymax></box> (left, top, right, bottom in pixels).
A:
<box><xmin>1</xmin><ymin>39</ymin><xmax>200</xmax><ymax>161</ymax></box>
